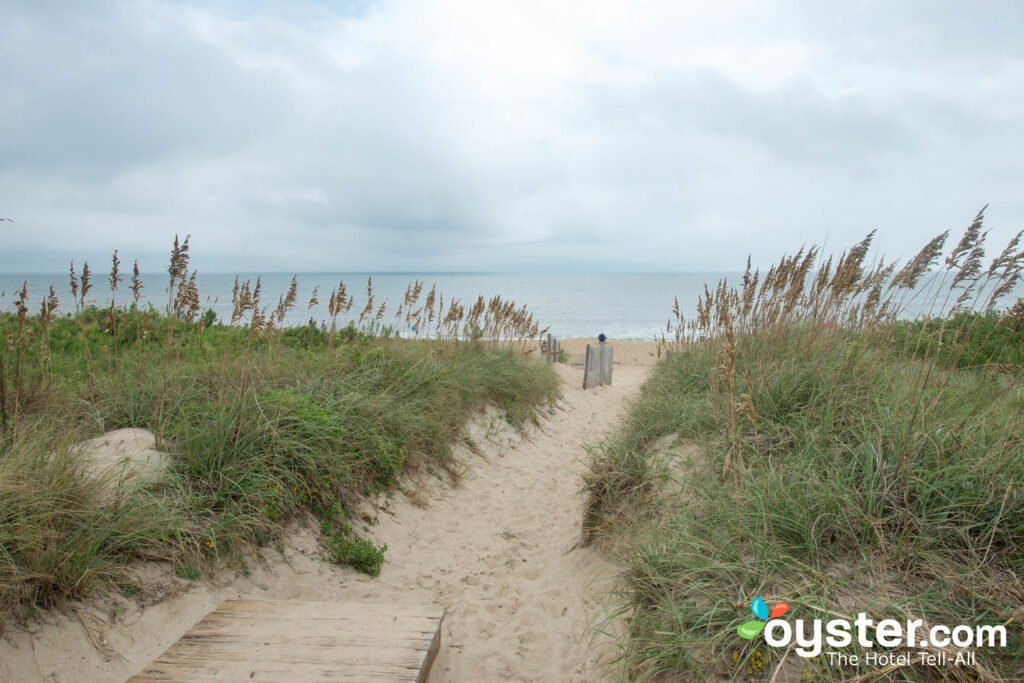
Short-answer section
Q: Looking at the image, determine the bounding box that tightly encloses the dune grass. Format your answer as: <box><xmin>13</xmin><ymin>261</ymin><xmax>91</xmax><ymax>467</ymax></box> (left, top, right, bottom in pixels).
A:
<box><xmin>585</xmin><ymin>210</ymin><xmax>1024</xmax><ymax>681</ymax></box>
<box><xmin>0</xmin><ymin>239</ymin><xmax>559</xmax><ymax>622</ymax></box>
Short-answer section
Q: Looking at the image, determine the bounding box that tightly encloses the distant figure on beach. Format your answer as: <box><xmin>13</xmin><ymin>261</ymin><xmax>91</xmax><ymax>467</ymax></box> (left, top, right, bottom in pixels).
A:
<box><xmin>598</xmin><ymin>333</ymin><xmax>607</xmax><ymax>343</ymax></box>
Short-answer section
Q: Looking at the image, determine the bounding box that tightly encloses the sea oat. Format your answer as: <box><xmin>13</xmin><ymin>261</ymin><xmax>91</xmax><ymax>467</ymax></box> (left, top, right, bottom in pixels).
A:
<box><xmin>130</xmin><ymin>260</ymin><xmax>144</xmax><ymax>306</ymax></box>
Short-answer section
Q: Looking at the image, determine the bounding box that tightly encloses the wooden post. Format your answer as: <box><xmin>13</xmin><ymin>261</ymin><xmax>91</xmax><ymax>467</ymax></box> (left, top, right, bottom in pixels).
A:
<box><xmin>598</xmin><ymin>339</ymin><xmax>606</xmax><ymax>385</ymax></box>
<box><xmin>584</xmin><ymin>343</ymin><xmax>613</xmax><ymax>388</ymax></box>
<box><xmin>583</xmin><ymin>344</ymin><xmax>591</xmax><ymax>388</ymax></box>
<box><xmin>665</xmin><ymin>349</ymin><xmax>672</xmax><ymax>362</ymax></box>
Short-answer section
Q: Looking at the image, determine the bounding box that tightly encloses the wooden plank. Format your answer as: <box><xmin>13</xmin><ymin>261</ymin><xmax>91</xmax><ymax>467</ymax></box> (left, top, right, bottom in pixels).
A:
<box><xmin>418</xmin><ymin>609</ymin><xmax>441</xmax><ymax>683</ymax></box>
<box><xmin>582</xmin><ymin>344</ymin><xmax>613</xmax><ymax>388</ymax></box>
<box><xmin>602</xmin><ymin>344</ymin><xmax>613</xmax><ymax>385</ymax></box>
<box><xmin>131</xmin><ymin>661</ymin><xmax>429</xmax><ymax>682</ymax></box>
<box><xmin>213</xmin><ymin>599</ymin><xmax>440</xmax><ymax>619</ymax></box>
<box><xmin>128</xmin><ymin>600</ymin><xmax>445</xmax><ymax>683</ymax></box>
<box><xmin>153</xmin><ymin>641</ymin><xmax>430</xmax><ymax>664</ymax></box>
<box><xmin>184</xmin><ymin>620</ymin><xmax>438</xmax><ymax>642</ymax></box>
<box><xmin>583</xmin><ymin>344</ymin><xmax>592</xmax><ymax>388</ymax></box>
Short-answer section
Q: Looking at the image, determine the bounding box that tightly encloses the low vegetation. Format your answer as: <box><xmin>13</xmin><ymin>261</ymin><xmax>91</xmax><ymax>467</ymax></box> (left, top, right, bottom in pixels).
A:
<box><xmin>586</xmin><ymin>208</ymin><xmax>1024</xmax><ymax>681</ymax></box>
<box><xmin>0</xmin><ymin>237</ymin><xmax>559</xmax><ymax>621</ymax></box>
<box><xmin>894</xmin><ymin>308</ymin><xmax>1024</xmax><ymax>370</ymax></box>
<box><xmin>320</xmin><ymin>507</ymin><xmax>388</xmax><ymax>577</ymax></box>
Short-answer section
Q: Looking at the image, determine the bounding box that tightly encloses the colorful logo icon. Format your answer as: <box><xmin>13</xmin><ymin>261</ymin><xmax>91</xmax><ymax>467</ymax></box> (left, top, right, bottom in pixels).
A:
<box><xmin>737</xmin><ymin>597</ymin><xmax>789</xmax><ymax>639</ymax></box>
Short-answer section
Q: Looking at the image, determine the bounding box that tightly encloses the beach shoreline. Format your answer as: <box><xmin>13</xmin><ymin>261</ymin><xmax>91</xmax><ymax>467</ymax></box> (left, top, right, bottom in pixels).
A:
<box><xmin>556</xmin><ymin>338</ymin><xmax>664</xmax><ymax>366</ymax></box>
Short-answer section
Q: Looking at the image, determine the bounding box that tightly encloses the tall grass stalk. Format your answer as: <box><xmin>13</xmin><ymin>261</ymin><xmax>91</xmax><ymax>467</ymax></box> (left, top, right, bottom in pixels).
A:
<box><xmin>585</xmin><ymin>208</ymin><xmax>1024</xmax><ymax>681</ymax></box>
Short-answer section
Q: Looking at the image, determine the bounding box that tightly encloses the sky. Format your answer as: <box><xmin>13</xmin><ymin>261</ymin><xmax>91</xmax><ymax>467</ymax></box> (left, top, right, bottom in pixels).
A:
<box><xmin>2</xmin><ymin>0</ymin><xmax>1023</xmax><ymax>273</ymax></box>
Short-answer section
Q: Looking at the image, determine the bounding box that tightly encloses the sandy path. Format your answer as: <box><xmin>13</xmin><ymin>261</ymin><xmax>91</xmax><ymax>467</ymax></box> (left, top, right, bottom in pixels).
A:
<box><xmin>366</xmin><ymin>362</ymin><xmax>650</xmax><ymax>681</ymax></box>
<box><xmin>1</xmin><ymin>361</ymin><xmax>650</xmax><ymax>682</ymax></box>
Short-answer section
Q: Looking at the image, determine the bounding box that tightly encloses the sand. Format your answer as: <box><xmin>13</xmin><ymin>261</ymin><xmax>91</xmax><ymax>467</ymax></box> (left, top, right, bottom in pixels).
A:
<box><xmin>76</xmin><ymin>428</ymin><xmax>172</xmax><ymax>505</ymax></box>
<box><xmin>0</xmin><ymin>347</ymin><xmax>653</xmax><ymax>682</ymax></box>
<box><xmin>557</xmin><ymin>338</ymin><xmax>664</xmax><ymax>366</ymax></box>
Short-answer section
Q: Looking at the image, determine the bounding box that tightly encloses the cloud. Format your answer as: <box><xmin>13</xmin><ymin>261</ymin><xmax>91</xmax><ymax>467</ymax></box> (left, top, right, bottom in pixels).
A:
<box><xmin>1</xmin><ymin>0</ymin><xmax>1022</xmax><ymax>273</ymax></box>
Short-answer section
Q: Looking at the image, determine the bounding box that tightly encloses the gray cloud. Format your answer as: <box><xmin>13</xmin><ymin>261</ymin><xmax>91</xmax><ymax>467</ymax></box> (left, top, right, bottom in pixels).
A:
<box><xmin>1</xmin><ymin>0</ymin><xmax>1023</xmax><ymax>273</ymax></box>
<box><xmin>0</xmin><ymin>3</ymin><xmax>286</xmax><ymax>179</ymax></box>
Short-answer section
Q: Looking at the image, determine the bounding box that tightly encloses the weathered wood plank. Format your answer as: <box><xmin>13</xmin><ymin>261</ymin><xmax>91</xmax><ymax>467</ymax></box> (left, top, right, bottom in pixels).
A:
<box><xmin>184</xmin><ymin>622</ymin><xmax>438</xmax><ymax>643</ymax></box>
<box><xmin>213</xmin><ymin>599</ymin><xmax>441</xmax><ymax>619</ymax></box>
<box><xmin>418</xmin><ymin>609</ymin><xmax>441</xmax><ymax>683</ymax></box>
<box><xmin>154</xmin><ymin>642</ymin><xmax>429</xmax><ymax>665</ymax></box>
<box><xmin>583</xmin><ymin>343</ymin><xmax>613</xmax><ymax>388</ymax></box>
<box><xmin>128</xmin><ymin>600</ymin><xmax>445</xmax><ymax>683</ymax></box>
<box><xmin>583</xmin><ymin>344</ymin><xmax>592</xmax><ymax>388</ymax></box>
<box><xmin>131</xmin><ymin>662</ymin><xmax>427</xmax><ymax>682</ymax></box>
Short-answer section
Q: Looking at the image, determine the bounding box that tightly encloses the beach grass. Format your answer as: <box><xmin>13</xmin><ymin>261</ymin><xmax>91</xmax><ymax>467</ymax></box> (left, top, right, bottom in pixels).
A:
<box><xmin>585</xmin><ymin>209</ymin><xmax>1024</xmax><ymax>681</ymax></box>
<box><xmin>0</xmin><ymin>239</ymin><xmax>559</xmax><ymax>621</ymax></box>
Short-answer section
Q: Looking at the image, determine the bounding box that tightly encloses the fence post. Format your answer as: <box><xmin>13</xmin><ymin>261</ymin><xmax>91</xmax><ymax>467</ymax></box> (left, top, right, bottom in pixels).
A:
<box><xmin>665</xmin><ymin>349</ymin><xmax>672</xmax><ymax>362</ymax></box>
<box><xmin>583</xmin><ymin>344</ymin><xmax>592</xmax><ymax>388</ymax></box>
<box><xmin>584</xmin><ymin>343</ymin><xmax>612</xmax><ymax>388</ymax></box>
<box><xmin>598</xmin><ymin>339</ymin><xmax>606</xmax><ymax>385</ymax></box>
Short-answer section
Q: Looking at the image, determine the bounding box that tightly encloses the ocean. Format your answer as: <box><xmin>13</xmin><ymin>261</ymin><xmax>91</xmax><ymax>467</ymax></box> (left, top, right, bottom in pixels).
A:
<box><xmin>1</xmin><ymin>271</ymin><xmax>1020</xmax><ymax>340</ymax></box>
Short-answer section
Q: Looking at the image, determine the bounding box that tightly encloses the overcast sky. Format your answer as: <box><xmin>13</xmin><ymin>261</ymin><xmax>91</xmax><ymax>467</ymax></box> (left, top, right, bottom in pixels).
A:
<box><xmin>2</xmin><ymin>0</ymin><xmax>1023</xmax><ymax>273</ymax></box>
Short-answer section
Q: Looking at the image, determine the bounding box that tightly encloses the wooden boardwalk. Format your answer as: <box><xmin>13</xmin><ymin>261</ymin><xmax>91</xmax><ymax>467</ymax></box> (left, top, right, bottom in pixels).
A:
<box><xmin>127</xmin><ymin>600</ymin><xmax>445</xmax><ymax>682</ymax></box>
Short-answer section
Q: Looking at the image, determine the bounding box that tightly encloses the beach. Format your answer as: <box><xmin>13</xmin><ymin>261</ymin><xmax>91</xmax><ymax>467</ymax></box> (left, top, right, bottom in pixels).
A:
<box><xmin>557</xmin><ymin>338</ymin><xmax>664</xmax><ymax>366</ymax></box>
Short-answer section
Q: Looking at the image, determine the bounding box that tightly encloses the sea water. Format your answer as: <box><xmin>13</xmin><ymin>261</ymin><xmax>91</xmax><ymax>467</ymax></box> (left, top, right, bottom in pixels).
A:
<box><xmin>1</xmin><ymin>271</ymin><xmax>1020</xmax><ymax>340</ymax></box>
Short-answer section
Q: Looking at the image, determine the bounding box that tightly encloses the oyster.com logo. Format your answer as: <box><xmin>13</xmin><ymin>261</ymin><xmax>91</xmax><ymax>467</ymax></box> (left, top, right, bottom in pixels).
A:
<box><xmin>734</xmin><ymin>595</ymin><xmax>1007</xmax><ymax>665</ymax></box>
<box><xmin>737</xmin><ymin>597</ymin><xmax>789</xmax><ymax>639</ymax></box>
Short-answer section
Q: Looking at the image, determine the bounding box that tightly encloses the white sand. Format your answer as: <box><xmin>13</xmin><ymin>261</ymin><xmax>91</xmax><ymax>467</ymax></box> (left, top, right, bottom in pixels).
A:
<box><xmin>76</xmin><ymin>428</ymin><xmax>171</xmax><ymax>505</ymax></box>
<box><xmin>0</xmin><ymin>355</ymin><xmax>652</xmax><ymax>682</ymax></box>
<box><xmin>558</xmin><ymin>338</ymin><xmax>664</xmax><ymax>366</ymax></box>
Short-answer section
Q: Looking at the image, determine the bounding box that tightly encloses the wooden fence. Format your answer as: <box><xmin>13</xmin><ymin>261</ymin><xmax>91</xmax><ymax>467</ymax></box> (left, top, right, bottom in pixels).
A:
<box><xmin>543</xmin><ymin>335</ymin><xmax>613</xmax><ymax>388</ymax></box>
<box><xmin>544</xmin><ymin>333</ymin><xmax>561</xmax><ymax>364</ymax></box>
<box><xmin>583</xmin><ymin>343</ymin><xmax>613</xmax><ymax>389</ymax></box>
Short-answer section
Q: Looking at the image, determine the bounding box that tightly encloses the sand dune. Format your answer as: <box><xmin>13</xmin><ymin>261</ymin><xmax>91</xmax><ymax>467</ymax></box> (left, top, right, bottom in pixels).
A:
<box><xmin>0</xmin><ymin>351</ymin><xmax>651</xmax><ymax>682</ymax></box>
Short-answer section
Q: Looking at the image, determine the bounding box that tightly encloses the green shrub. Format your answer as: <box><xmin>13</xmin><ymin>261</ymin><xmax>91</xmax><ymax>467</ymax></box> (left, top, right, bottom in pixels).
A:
<box><xmin>894</xmin><ymin>309</ymin><xmax>1024</xmax><ymax>369</ymax></box>
<box><xmin>173</xmin><ymin>563</ymin><xmax>200</xmax><ymax>580</ymax></box>
<box><xmin>320</xmin><ymin>509</ymin><xmax>387</xmax><ymax>577</ymax></box>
